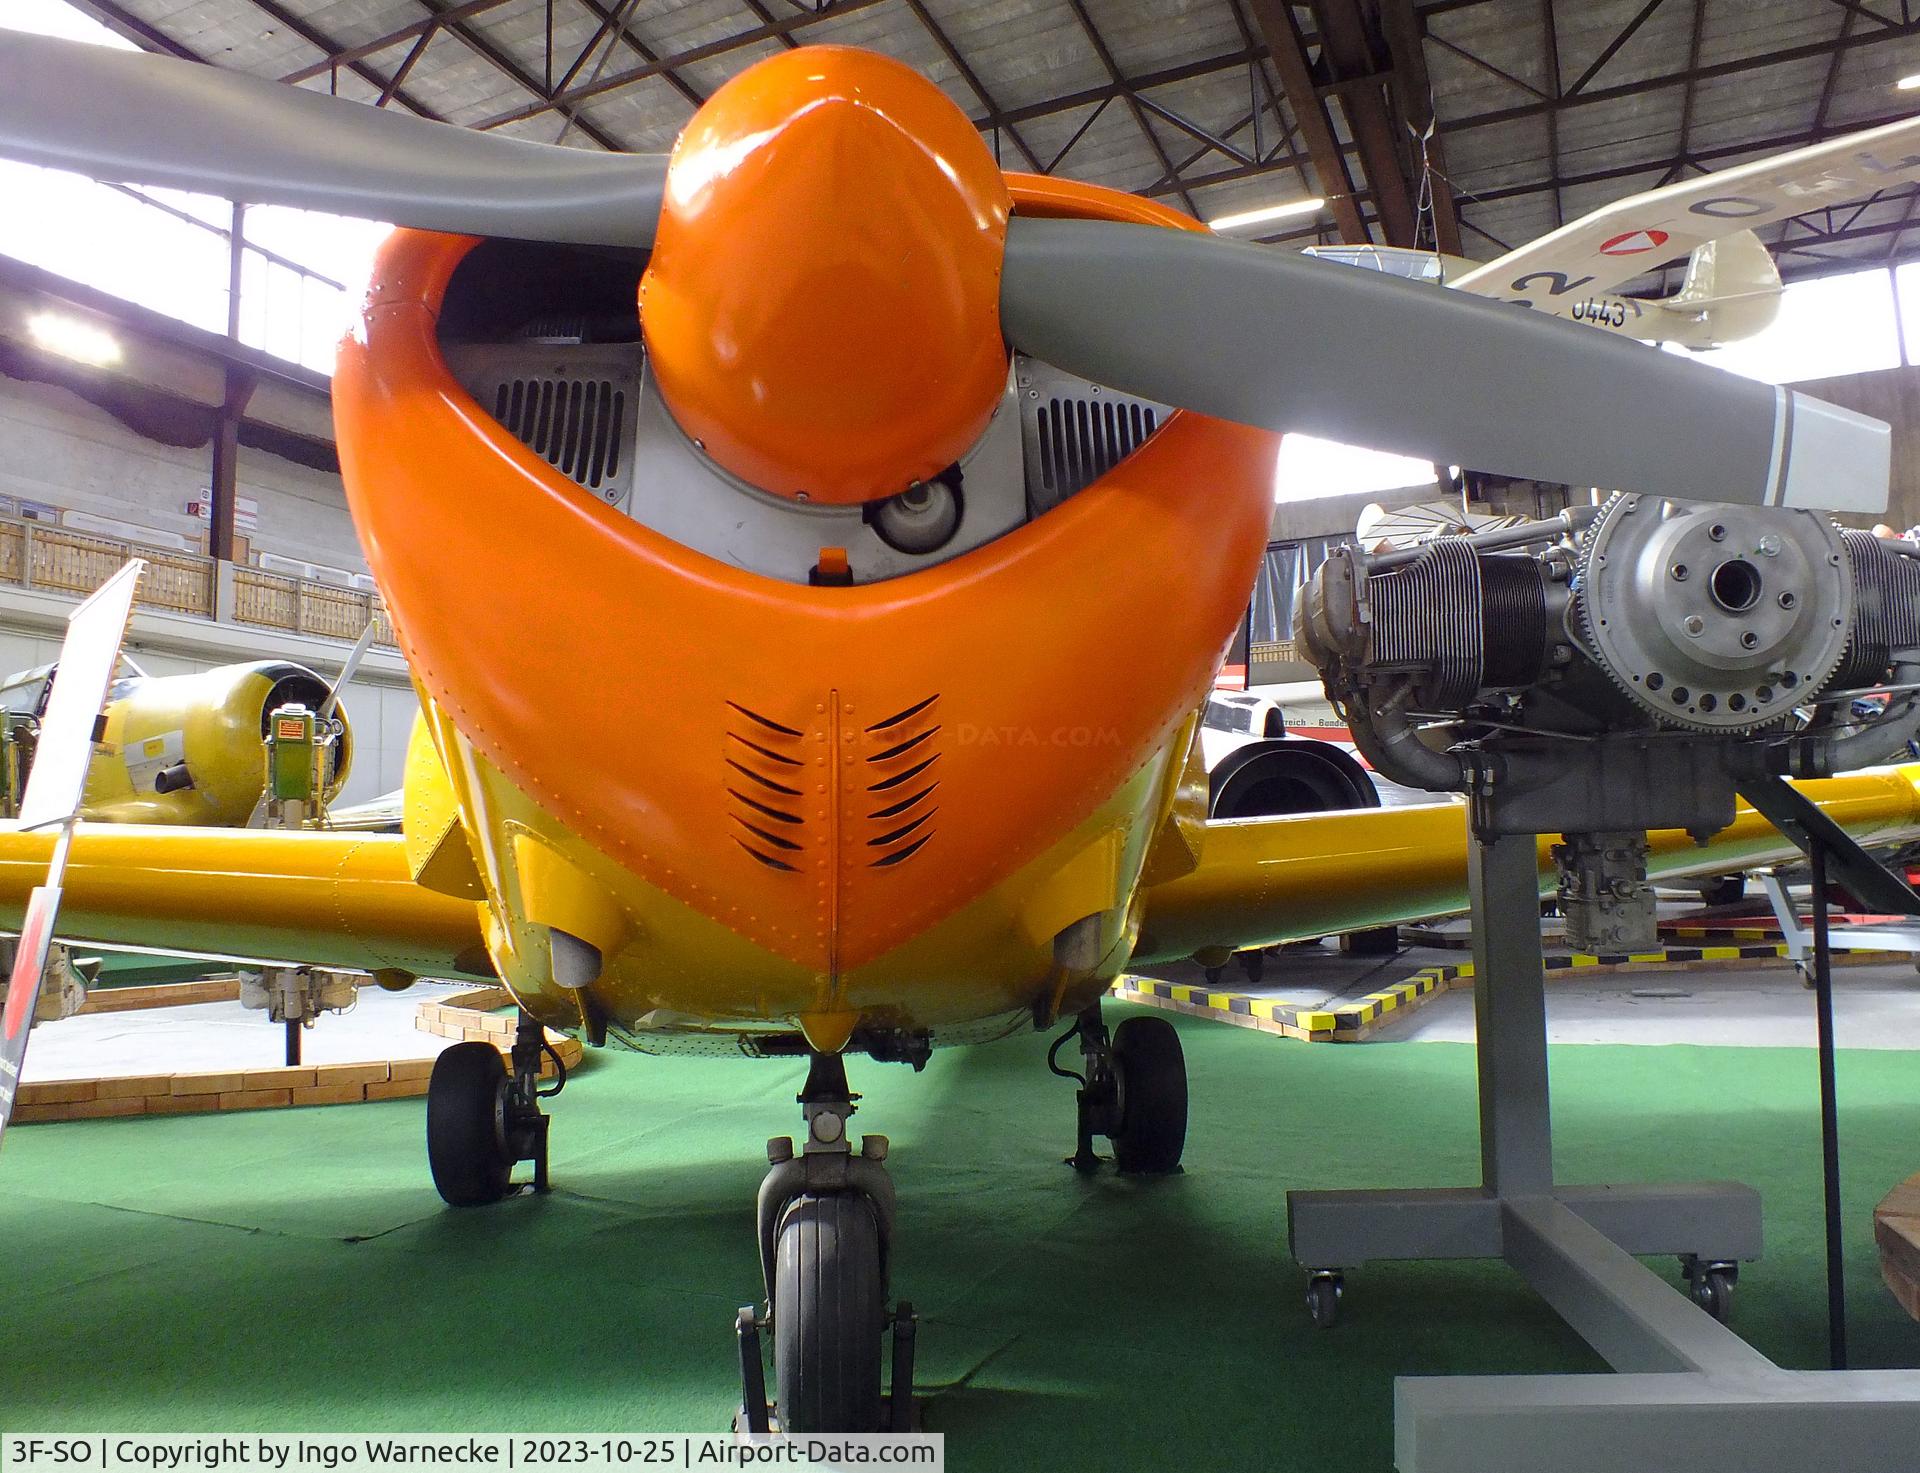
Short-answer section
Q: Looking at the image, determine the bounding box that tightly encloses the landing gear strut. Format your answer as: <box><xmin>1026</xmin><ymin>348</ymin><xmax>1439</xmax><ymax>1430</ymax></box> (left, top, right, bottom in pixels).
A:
<box><xmin>1050</xmin><ymin>1004</ymin><xmax>1188</xmax><ymax>1174</ymax></box>
<box><xmin>426</xmin><ymin>1009</ymin><xmax>561</xmax><ymax>1205</ymax></box>
<box><xmin>740</xmin><ymin>1052</ymin><xmax>917</xmax><ymax>1434</ymax></box>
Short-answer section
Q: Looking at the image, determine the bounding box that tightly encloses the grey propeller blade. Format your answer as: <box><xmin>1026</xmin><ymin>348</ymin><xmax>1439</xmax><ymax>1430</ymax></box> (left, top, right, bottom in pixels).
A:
<box><xmin>0</xmin><ymin>32</ymin><xmax>667</xmax><ymax>247</ymax></box>
<box><xmin>1001</xmin><ymin>217</ymin><xmax>1890</xmax><ymax>514</ymax></box>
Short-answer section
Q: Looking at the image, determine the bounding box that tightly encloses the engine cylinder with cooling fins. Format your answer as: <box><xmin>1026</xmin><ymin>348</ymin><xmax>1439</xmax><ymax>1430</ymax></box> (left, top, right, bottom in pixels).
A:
<box><xmin>1298</xmin><ymin>500</ymin><xmax>1920</xmax><ymax>793</ymax></box>
<box><xmin>1307</xmin><ymin>541</ymin><xmax>1554</xmax><ymax>708</ymax></box>
<box><xmin>1834</xmin><ymin>528</ymin><xmax>1920</xmax><ymax>690</ymax></box>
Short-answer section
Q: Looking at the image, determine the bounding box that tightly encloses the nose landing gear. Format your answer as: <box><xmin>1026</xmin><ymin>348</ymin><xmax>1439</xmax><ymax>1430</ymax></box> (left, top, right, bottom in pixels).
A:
<box><xmin>426</xmin><ymin>1009</ymin><xmax>561</xmax><ymax>1205</ymax></box>
<box><xmin>739</xmin><ymin>1051</ymin><xmax>919</xmax><ymax>1434</ymax></box>
<box><xmin>1050</xmin><ymin>1005</ymin><xmax>1188</xmax><ymax>1174</ymax></box>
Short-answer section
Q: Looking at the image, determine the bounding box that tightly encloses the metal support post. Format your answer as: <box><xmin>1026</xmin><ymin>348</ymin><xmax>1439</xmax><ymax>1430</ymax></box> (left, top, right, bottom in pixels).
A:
<box><xmin>1810</xmin><ymin>838</ymin><xmax>1848</xmax><ymax>1369</ymax></box>
<box><xmin>1285</xmin><ymin>800</ymin><xmax>1920</xmax><ymax>1471</ymax></box>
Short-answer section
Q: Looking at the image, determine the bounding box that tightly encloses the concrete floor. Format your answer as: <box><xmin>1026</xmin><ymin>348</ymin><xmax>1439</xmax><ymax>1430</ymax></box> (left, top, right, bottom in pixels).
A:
<box><xmin>1368</xmin><ymin>957</ymin><xmax>1920</xmax><ymax>1048</ymax></box>
<box><xmin>20</xmin><ymin>937</ymin><xmax>1920</xmax><ymax>1087</ymax></box>
<box><xmin>1137</xmin><ymin>938</ymin><xmax>1920</xmax><ymax>1049</ymax></box>
<box><xmin>18</xmin><ymin>979</ymin><xmax>471</xmax><ymax>1081</ymax></box>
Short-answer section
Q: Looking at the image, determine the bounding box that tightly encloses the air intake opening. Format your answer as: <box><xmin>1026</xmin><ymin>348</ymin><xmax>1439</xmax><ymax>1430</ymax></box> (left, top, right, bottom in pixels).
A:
<box><xmin>492</xmin><ymin>379</ymin><xmax>627</xmax><ymax>489</ymax></box>
<box><xmin>1036</xmin><ymin>397</ymin><xmax>1158</xmax><ymax>498</ymax></box>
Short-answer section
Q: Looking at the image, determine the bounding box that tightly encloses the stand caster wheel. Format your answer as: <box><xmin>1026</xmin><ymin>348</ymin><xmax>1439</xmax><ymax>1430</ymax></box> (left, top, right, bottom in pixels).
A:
<box><xmin>1681</xmin><ymin>1259</ymin><xmax>1743</xmax><ymax>1321</ymax></box>
<box><xmin>1306</xmin><ymin>1272</ymin><xmax>1344</xmax><ymax>1329</ymax></box>
<box><xmin>427</xmin><ymin>1041</ymin><xmax>512</xmax><ymax>1206</ymax></box>
<box><xmin>774</xmin><ymin>1192</ymin><xmax>885</xmax><ymax>1432</ymax></box>
<box><xmin>1110</xmin><ymin>1016</ymin><xmax>1187</xmax><ymax>1173</ymax></box>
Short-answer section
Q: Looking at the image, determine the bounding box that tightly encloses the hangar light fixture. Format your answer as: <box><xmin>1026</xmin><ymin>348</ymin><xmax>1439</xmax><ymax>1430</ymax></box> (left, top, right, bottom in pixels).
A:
<box><xmin>28</xmin><ymin>311</ymin><xmax>121</xmax><ymax>367</ymax></box>
<box><xmin>1208</xmin><ymin>197</ymin><xmax>1326</xmax><ymax>232</ymax></box>
<box><xmin>1899</xmin><ymin>73</ymin><xmax>1920</xmax><ymax>90</ymax></box>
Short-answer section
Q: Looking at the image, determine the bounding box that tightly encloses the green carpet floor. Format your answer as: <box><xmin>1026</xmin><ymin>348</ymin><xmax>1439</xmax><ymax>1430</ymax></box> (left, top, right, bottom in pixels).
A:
<box><xmin>4</xmin><ymin>1005</ymin><xmax>1920</xmax><ymax>1469</ymax></box>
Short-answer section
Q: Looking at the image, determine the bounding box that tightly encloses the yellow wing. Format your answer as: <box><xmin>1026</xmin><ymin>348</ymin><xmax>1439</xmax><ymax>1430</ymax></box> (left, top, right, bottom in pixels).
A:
<box><xmin>0</xmin><ymin>823</ymin><xmax>489</xmax><ymax>980</ymax></box>
<box><xmin>1133</xmin><ymin>766</ymin><xmax>1920</xmax><ymax>964</ymax></box>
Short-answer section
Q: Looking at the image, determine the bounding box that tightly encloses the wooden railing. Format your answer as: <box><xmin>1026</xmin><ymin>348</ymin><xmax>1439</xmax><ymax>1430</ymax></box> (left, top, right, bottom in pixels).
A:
<box><xmin>1250</xmin><ymin>638</ymin><xmax>1299</xmax><ymax>666</ymax></box>
<box><xmin>232</xmin><ymin>566</ymin><xmax>396</xmax><ymax>645</ymax></box>
<box><xmin>0</xmin><ymin>515</ymin><xmax>396</xmax><ymax>649</ymax></box>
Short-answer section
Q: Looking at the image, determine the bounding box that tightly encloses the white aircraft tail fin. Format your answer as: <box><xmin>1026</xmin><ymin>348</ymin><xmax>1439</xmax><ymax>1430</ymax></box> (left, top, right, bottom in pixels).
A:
<box><xmin>1668</xmin><ymin>229</ymin><xmax>1783</xmax><ymax>345</ymax></box>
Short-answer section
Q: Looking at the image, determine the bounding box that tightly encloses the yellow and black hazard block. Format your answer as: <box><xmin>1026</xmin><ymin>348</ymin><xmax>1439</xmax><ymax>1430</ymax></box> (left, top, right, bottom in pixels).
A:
<box><xmin>1111</xmin><ymin>965</ymin><xmax>1460</xmax><ymax>1042</ymax></box>
<box><xmin>1112</xmin><ymin>936</ymin><xmax>1893</xmax><ymax>1044</ymax></box>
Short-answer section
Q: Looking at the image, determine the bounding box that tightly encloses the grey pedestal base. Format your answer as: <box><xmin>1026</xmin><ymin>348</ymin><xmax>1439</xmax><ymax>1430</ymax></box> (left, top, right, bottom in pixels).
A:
<box><xmin>1286</xmin><ymin>830</ymin><xmax>1920</xmax><ymax>1471</ymax></box>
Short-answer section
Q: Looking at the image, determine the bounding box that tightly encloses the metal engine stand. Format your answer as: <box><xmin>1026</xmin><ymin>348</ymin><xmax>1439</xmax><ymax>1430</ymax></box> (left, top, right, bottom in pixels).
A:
<box><xmin>1289</xmin><ymin>780</ymin><xmax>1920</xmax><ymax>1471</ymax></box>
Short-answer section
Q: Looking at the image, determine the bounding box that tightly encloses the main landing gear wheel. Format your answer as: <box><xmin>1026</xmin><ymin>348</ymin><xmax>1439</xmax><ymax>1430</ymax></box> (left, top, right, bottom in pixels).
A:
<box><xmin>1111</xmin><ymin>1015</ymin><xmax>1187</xmax><ymax>1173</ymax></box>
<box><xmin>774</xmin><ymin>1193</ymin><xmax>886</xmax><ymax>1434</ymax></box>
<box><xmin>426</xmin><ymin>1011</ymin><xmax>559</xmax><ymax>1206</ymax></box>
<box><xmin>427</xmin><ymin>1042</ymin><xmax>512</xmax><ymax>1206</ymax></box>
<box><xmin>1052</xmin><ymin>1006</ymin><xmax>1189</xmax><ymax>1174</ymax></box>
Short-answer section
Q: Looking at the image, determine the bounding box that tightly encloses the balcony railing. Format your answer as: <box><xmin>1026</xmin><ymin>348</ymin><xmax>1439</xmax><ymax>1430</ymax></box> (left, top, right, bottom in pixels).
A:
<box><xmin>1249</xmin><ymin>638</ymin><xmax>1300</xmax><ymax>666</ymax></box>
<box><xmin>0</xmin><ymin>515</ymin><xmax>396</xmax><ymax>649</ymax></box>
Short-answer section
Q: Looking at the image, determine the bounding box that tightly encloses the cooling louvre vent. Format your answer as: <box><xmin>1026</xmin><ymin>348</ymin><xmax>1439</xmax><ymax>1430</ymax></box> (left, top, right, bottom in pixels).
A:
<box><xmin>1016</xmin><ymin>357</ymin><xmax>1169</xmax><ymax>515</ymax></box>
<box><xmin>492</xmin><ymin>378</ymin><xmax>626</xmax><ymax>489</ymax></box>
<box><xmin>862</xmin><ymin>695</ymin><xmax>939</xmax><ymax>870</ymax></box>
<box><xmin>442</xmin><ymin>342</ymin><xmax>643</xmax><ymax>507</ymax></box>
<box><xmin>725</xmin><ymin>701</ymin><xmax>809</xmax><ymax>873</ymax></box>
<box><xmin>1035</xmin><ymin>397</ymin><xmax>1158</xmax><ymax>500</ymax></box>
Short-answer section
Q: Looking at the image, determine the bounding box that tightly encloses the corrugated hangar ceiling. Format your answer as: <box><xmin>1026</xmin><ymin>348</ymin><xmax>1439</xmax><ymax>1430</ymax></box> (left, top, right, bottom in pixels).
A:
<box><xmin>58</xmin><ymin>0</ymin><xmax>1920</xmax><ymax>288</ymax></box>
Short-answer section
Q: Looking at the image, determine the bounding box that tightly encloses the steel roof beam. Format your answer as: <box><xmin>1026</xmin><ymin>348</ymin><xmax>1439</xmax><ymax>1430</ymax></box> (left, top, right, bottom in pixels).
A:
<box><xmin>1059</xmin><ymin>0</ymin><xmax>1199</xmax><ymax>215</ymax></box>
<box><xmin>1382</xmin><ymin>0</ymin><xmax>1463</xmax><ymax>253</ymax></box>
<box><xmin>1444</xmin><ymin>16</ymin><xmax>1920</xmax><ymax>134</ymax></box>
<box><xmin>899</xmin><ymin>0</ymin><xmax>1044</xmax><ymax>171</ymax></box>
<box><xmin>472</xmin><ymin>0</ymin><xmax>891</xmax><ymax>131</ymax></box>
<box><xmin>1657</xmin><ymin>0</ymin><xmax>1706</xmax><ymax>187</ymax></box>
<box><xmin>1247</xmin><ymin>0</ymin><xmax>1369</xmax><ymax>240</ymax></box>
<box><xmin>1464</xmin><ymin>102</ymin><xmax>1920</xmax><ymax>206</ymax></box>
<box><xmin>281</xmin><ymin>0</ymin><xmax>514</xmax><ymax>83</ymax></box>
<box><xmin>975</xmin><ymin>46</ymin><xmax>1270</xmax><ymax>132</ymax></box>
<box><xmin>1307</xmin><ymin>0</ymin><xmax>1417</xmax><ymax>243</ymax></box>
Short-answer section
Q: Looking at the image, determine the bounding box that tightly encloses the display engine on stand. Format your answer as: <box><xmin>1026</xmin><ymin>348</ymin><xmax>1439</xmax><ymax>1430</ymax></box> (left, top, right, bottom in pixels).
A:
<box><xmin>1294</xmin><ymin>493</ymin><xmax>1920</xmax><ymax>1471</ymax></box>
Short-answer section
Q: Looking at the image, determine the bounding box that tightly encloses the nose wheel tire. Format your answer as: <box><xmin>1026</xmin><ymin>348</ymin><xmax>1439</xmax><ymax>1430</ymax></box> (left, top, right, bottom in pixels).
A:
<box><xmin>427</xmin><ymin>1041</ymin><xmax>513</xmax><ymax>1206</ymax></box>
<box><xmin>1110</xmin><ymin>1015</ymin><xmax>1188</xmax><ymax>1173</ymax></box>
<box><xmin>774</xmin><ymin>1192</ymin><xmax>886</xmax><ymax>1433</ymax></box>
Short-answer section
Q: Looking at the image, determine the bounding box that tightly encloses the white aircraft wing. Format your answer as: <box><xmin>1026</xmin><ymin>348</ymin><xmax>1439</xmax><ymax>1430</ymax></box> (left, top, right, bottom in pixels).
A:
<box><xmin>1452</xmin><ymin>113</ymin><xmax>1920</xmax><ymax>312</ymax></box>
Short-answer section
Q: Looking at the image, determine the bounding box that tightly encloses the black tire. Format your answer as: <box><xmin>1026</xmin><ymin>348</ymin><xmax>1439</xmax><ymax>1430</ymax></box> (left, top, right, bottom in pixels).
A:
<box><xmin>1110</xmin><ymin>1015</ymin><xmax>1187</xmax><ymax>1173</ymax></box>
<box><xmin>1700</xmin><ymin>875</ymin><xmax>1746</xmax><ymax>907</ymax></box>
<box><xmin>774</xmin><ymin>1193</ymin><xmax>885</xmax><ymax>1433</ymax></box>
<box><xmin>1690</xmin><ymin>1268</ymin><xmax>1734</xmax><ymax>1323</ymax></box>
<box><xmin>427</xmin><ymin>1042</ymin><xmax>512</xmax><ymax>1206</ymax></box>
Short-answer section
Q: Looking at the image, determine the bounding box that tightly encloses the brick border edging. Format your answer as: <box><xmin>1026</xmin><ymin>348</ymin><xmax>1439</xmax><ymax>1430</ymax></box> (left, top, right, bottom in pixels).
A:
<box><xmin>0</xmin><ymin>976</ymin><xmax>244</xmax><ymax>1017</ymax></box>
<box><xmin>1877</xmin><ymin>1173</ymin><xmax>1920</xmax><ymax>1321</ymax></box>
<box><xmin>10</xmin><ymin>986</ymin><xmax>583</xmax><ymax>1123</ymax></box>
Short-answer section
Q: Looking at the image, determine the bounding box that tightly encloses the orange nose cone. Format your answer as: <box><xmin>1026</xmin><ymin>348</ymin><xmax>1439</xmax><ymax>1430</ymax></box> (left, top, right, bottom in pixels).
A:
<box><xmin>638</xmin><ymin>47</ymin><xmax>1012</xmax><ymax>505</ymax></box>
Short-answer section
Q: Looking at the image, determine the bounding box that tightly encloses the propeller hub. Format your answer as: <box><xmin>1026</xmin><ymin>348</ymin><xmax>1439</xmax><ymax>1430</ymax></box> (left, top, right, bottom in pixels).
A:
<box><xmin>638</xmin><ymin>47</ymin><xmax>1011</xmax><ymax>506</ymax></box>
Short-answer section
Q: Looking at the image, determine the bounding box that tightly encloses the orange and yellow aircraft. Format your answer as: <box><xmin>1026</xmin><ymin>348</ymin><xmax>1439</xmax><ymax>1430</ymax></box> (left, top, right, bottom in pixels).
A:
<box><xmin>2</xmin><ymin>32</ymin><xmax>1920</xmax><ymax>1433</ymax></box>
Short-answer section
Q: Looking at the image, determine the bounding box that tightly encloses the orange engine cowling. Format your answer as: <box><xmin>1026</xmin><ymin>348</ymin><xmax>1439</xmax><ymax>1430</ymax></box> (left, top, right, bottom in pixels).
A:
<box><xmin>637</xmin><ymin>46</ymin><xmax>1012</xmax><ymax>507</ymax></box>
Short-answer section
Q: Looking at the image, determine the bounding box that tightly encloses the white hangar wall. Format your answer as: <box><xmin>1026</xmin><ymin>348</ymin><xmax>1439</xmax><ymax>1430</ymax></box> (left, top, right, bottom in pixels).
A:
<box><xmin>0</xmin><ymin>373</ymin><xmax>415</xmax><ymax>806</ymax></box>
<box><xmin>0</xmin><ymin>373</ymin><xmax>368</xmax><ymax>573</ymax></box>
